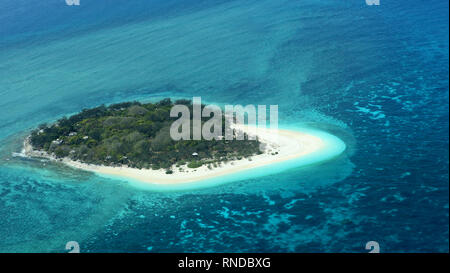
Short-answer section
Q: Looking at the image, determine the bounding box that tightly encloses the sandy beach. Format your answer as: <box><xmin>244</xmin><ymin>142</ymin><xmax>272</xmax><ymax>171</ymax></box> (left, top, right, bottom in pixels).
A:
<box><xmin>23</xmin><ymin>125</ymin><xmax>343</xmax><ymax>185</ymax></box>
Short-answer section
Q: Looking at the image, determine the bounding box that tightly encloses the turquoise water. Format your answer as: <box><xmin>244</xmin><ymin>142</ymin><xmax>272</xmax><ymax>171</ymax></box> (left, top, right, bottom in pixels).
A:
<box><xmin>0</xmin><ymin>0</ymin><xmax>448</xmax><ymax>252</ymax></box>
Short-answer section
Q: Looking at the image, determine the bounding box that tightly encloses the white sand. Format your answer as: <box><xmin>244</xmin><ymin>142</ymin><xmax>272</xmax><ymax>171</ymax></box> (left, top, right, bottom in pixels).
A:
<box><xmin>24</xmin><ymin>125</ymin><xmax>338</xmax><ymax>185</ymax></box>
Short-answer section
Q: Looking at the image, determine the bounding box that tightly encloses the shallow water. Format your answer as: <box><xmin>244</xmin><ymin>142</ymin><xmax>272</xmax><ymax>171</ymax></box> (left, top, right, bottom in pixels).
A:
<box><xmin>0</xmin><ymin>0</ymin><xmax>448</xmax><ymax>252</ymax></box>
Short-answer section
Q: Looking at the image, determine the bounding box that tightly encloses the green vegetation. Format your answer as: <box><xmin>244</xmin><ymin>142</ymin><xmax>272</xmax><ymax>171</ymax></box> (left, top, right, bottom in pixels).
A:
<box><xmin>187</xmin><ymin>161</ymin><xmax>203</xmax><ymax>169</ymax></box>
<box><xmin>29</xmin><ymin>99</ymin><xmax>261</xmax><ymax>171</ymax></box>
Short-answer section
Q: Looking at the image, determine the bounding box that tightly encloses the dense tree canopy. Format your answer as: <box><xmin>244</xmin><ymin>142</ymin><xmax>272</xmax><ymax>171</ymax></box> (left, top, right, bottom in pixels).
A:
<box><xmin>29</xmin><ymin>99</ymin><xmax>261</xmax><ymax>171</ymax></box>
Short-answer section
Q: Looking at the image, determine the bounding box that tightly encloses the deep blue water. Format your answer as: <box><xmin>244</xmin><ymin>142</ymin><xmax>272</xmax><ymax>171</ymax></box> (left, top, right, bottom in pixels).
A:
<box><xmin>0</xmin><ymin>0</ymin><xmax>448</xmax><ymax>252</ymax></box>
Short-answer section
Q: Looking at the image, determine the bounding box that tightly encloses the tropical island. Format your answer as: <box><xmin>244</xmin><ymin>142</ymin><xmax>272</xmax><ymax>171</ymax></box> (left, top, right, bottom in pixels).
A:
<box><xmin>27</xmin><ymin>99</ymin><xmax>262</xmax><ymax>173</ymax></box>
<box><xmin>24</xmin><ymin>98</ymin><xmax>346</xmax><ymax>185</ymax></box>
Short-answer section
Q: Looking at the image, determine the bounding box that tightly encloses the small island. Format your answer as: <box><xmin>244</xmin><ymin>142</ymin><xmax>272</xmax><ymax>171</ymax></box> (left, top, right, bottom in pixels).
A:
<box><xmin>27</xmin><ymin>99</ymin><xmax>262</xmax><ymax>173</ymax></box>
<box><xmin>24</xmin><ymin>99</ymin><xmax>345</xmax><ymax>185</ymax></box>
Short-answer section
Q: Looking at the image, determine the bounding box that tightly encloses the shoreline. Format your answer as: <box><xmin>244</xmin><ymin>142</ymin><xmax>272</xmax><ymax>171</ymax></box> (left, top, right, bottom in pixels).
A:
<box><xmin>23</xmin><ymin>125</ymin><xmax>345</xmax><ymax>186</ymax></box>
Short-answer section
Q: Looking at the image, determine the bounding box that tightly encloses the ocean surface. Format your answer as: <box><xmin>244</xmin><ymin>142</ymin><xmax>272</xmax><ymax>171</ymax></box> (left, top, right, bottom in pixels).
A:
<box><xmin>0</xmin><ymin>0</ymin><xmax>448</xmax><ymax>252</ymax></box>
